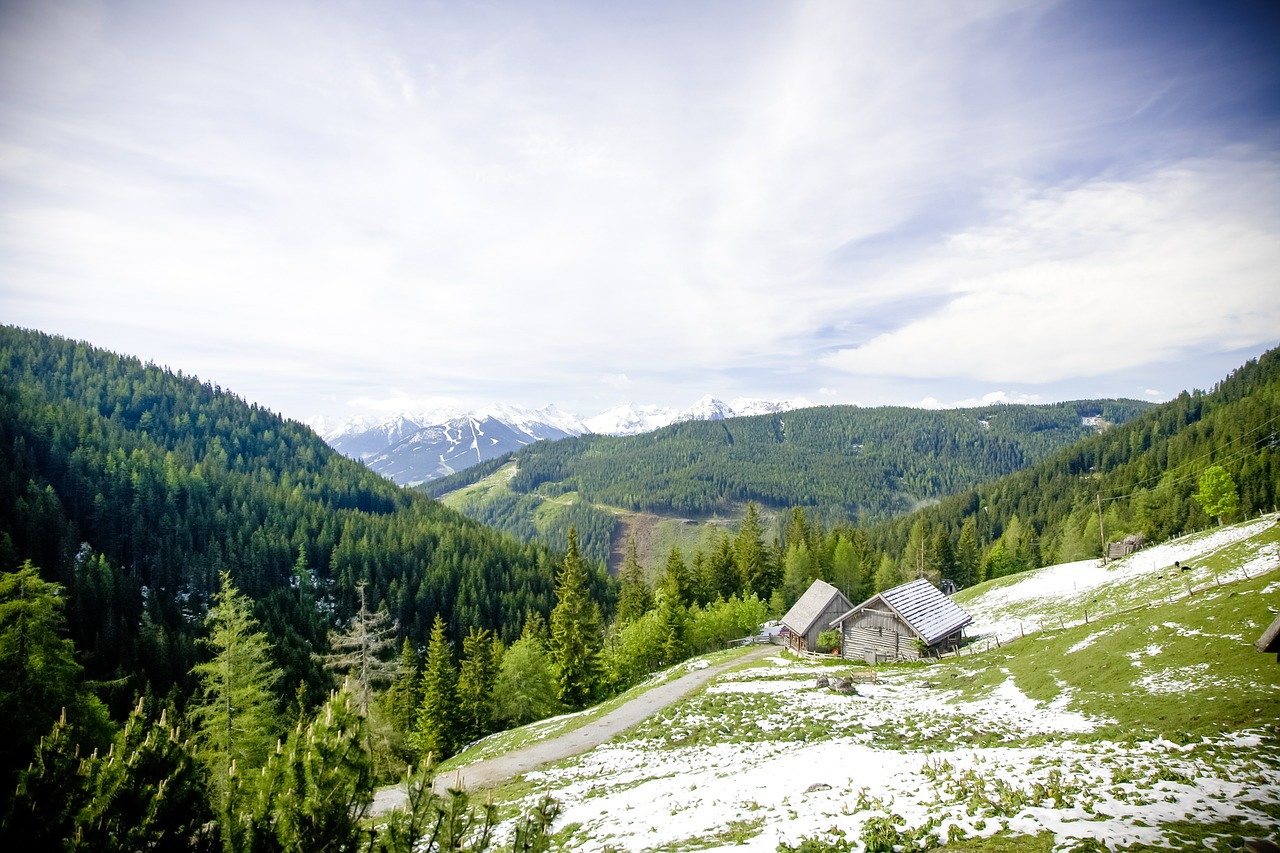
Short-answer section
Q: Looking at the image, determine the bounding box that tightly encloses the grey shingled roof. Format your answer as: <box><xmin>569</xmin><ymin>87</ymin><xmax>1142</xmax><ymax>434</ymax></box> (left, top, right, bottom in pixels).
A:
<box><xmin>832</xmin><ymin>578</ymin><xmax>972</xmax><ymax>645</ymax></box>
<box><xmin>781</xmin><ymin>579</ymin><xmax>851</xmax><ymax>637</ymax></box>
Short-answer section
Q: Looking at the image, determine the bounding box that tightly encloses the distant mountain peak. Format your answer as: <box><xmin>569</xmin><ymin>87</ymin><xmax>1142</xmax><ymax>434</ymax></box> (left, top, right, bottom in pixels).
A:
<box><xmin>317</xmin><ymin>394</ymin><xmax>816</xmax><ymax>484</ymax></box>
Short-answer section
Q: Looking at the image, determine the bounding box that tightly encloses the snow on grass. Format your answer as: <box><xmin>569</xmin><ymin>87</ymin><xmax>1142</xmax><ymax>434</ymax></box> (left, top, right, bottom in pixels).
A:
<box><xmin>961</xmin><ymin>514</ymin><xmax>1280</xmax><ymax>643</ymax></box>
<box><xmin>514</xmin><ymin>651</ymin><xmax>1278</xmax><ymax>852</ymax></box>
<box><xmin>485</xmin><ymin>517</ymin><xmax>1280</xmax><ymax>852</ymax></box>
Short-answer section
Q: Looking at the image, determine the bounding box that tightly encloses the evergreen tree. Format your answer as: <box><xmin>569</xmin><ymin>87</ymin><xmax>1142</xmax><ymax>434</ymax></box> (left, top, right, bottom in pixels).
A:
<box><xmin>782</xmin><ymin>540</ymin><xmax>817</xmax><ymax>607</ymax></box>
<box><xmin>873</xmin><ymin>554</ymin><xmax>900</xmax><ymax>593</ymax></box>
<box><xmin>456</xmin><ymin>627</ymin><xmax>502</xmax><ymax>745</ymax></box>
<box><xmin>663</xmin><ymin>546</ymin><xmax>693</xmax><ymax>606</ymax></box>
<box><xmin>0</xmin><ymin>563</ymin><xmax>111</xmax><ymax>806</ymax></box>
<box><xmin>548</xmin><ymin>528</ymin><xmax>603</xmax><ymax>708</ymax></box>
<box><xmin>413</xmin><ymin>614</ymin><xmax>457</xmax><ymax>759</ymax></box>
<box><xmin>899</xmin><ymin>519</ymin><xmax>929</xmax><ymax>580</ymax></box>
<box><xmin>655</xmin><ymin>557</ymin><xmax>688</xmax><ymax>666</ymax></box>
<box><xmin>250</xmin><ymin>690</ymin><xmax>374</xmax><ymax>853</ymax></box>
<box><xmin>829</xmin><ymin>532</ymin><xmax>868</xmax><ymax>603</ymax></box>
<box><xmin>384</xmin><ymin>638</ymin><xmax>421</xmax><ymax>739</ymax></box>
<box><xmin>614</xmin><ymin>535</ymin><xmax>652</xmax><ymax>625</ymax></box>
<box><xmin>931</xmin><ymin>527</ymin><xmax>956</xmax><ymax>584</ymax></box>
<box><xmin>702</xmin><ymin>533</ymin><xmax>740</xmax><ymax>602</ymax></box>
<box><xmin>955</xmin><ymin>517</ymin><xmax>980</xmax><ymax>588</ymax></box>
<box><xmin>734</xmin><ymin>502</ymin><xmax>776</xmax><ymax>599</ymax></box>
<box><xmin>187</xmin><ymin>571</ymin><xmax>281</xmax><ymax>845</ymax></box>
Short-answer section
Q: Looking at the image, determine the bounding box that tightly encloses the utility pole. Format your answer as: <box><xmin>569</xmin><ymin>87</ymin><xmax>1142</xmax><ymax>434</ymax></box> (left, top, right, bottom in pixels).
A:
<box><xmin>1097</xmin><ymin>492</ymin><xmax>1106</xmax><ymax>563</ymax></box>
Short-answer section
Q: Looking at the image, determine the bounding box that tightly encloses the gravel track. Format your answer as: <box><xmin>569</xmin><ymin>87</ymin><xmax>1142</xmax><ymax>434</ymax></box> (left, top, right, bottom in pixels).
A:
<box><xmin>371</xmin><ymin>644</ymin><xmax>776</xmax><ymax>815</ymax></box>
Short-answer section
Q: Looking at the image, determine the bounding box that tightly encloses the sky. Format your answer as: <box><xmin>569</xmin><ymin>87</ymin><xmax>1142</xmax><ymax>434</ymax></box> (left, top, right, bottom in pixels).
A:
<box><xmin>2</xmin><ymin>0</ymin><xmax>1279</xmax><ymax>425</ymax></box>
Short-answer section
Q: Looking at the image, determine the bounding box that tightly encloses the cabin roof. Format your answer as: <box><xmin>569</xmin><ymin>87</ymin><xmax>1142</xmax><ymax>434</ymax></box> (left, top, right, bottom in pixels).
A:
<box><xmin>781</xmin><ymin>579</ymin><xmax>853</xmax><ymax>637</ymax></box>
<box><xmin>832</xmin><ymin>578</ymin><xmax>972</xmax><ymax>645</ymax></box>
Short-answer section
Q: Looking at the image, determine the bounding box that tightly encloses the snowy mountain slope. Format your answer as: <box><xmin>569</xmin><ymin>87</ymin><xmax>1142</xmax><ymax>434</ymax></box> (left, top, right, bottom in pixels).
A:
<box><xmin>364</xmin><ymin>413</ymin><xmax>583</xmax><ymax>487</ymax></box>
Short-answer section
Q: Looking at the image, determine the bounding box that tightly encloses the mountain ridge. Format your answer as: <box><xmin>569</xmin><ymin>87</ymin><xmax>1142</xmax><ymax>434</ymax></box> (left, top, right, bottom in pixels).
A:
<box><xmin>321</xmin><ymin>396</ymin><xmax>816</xmax><ymax>486</ymax></box>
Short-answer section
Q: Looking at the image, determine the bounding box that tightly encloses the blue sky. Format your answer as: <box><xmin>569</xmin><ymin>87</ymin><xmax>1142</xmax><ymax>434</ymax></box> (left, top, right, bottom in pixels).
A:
<box><xmin>2</xmin><ymin>0</ymin><xmax>1278</xmax><ymax>423</ymax></box>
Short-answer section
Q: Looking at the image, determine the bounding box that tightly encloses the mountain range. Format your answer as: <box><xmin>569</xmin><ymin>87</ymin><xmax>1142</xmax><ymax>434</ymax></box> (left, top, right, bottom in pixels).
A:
<box><xmin>314</xmin><ymin>395</ymin><xmax>814</xmax><ymax>486</ymax></box>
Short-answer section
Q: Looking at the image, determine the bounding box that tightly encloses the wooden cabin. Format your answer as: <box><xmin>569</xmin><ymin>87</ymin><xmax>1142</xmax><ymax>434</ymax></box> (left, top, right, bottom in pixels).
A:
<box><xmin>780</xmin><ymin>579</ymin><xmax>853</xmax><ymax>654</ymax></box>
<box><xmin>831</xmin><ymin>578</ymin><xmax>972</xmax><ymax>663</ymax></box>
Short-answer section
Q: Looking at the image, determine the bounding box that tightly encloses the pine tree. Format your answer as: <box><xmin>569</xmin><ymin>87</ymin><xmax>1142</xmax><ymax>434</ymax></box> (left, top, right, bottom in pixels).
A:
<box><xmin>548</xmin><ymin>528</ymin><xmax>603</xmax><ymax>708</ymax></box>
<box><xmin>614</xmin><ymin>535</ymin><xmax>652</xmax><ymax>625</ymax></box>
<box><xmin>782</xmin><ymin>540</ymin><xmax>817</xmax><ymax>607</ymax></box>
<box><xmin>829</xmin><ymin>535</ymin><xmax>861</xmax><ymax>602</ymax></box>
<box><xmin>253</xmin><ymin>690</ymin><xmax>374</xmax><ymax>852</ymax></box>
<box><xmin>0</xmin><ymin>563</ymin><xmax>110</xmax><ymax>805</ymax></box>
<box><xmin>413</xmin><ymin>614</ymin><xmax>457</xmax><ymax>758</ymax></box>
<box><xmin>873</xmin><ymin>554</ymin><xmax>900</xmax><ymax>593</ymax></box>
<box><xmin>187</xmin><ymin>572</ymin><xmax>281</xmax><ymax>845</ymax></box>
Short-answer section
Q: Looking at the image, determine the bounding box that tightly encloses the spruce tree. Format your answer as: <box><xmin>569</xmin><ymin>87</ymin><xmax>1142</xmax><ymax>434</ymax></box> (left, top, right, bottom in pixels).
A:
<box><xmin>956</xmin><ymin>518</ymin><xmax>980</xmax><ymax>588</ymax></box>
<box><xmin>413</xmin><ymin>614</ymin><xmax>457</xmax><ymax>759</ymax></box>
<box><xmin>548</xmin><ymin>528</ymin><xmax>603</xmax><ymax>708</ymax></box>
<box><xmin>655</xmin><ymin>561</ymin><xmax>688</xmax><ymax>667</ymax></box>
<box><xmin>734</xmin><ymin>503</ymin><xmax>775</xmax><ymax>599</ymax></box>
<box><xmin>385</xmin><ymin>638</ymin><xmax>421</xmax><ymax>738</ymax></box>
<box><xmin>614</xmin><ymin>535</ymin><xmax>652</xmax><ymax>625</ymax></box>
<box><xmin>456</xmin><ymin>627</ymin><xmax>502</xmax><ymax>745</ymax></box>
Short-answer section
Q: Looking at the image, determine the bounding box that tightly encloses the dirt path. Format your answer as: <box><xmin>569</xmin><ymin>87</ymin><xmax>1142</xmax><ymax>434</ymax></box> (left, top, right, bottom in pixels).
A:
<box><xmin>371</xmin><ymin>644</ymin><xmax>777</xmax><ymax>815</ymax></box>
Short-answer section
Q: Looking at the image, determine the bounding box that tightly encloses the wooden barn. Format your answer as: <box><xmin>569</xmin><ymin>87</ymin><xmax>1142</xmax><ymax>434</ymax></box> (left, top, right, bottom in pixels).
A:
<box><xmin>780</xmin><ymin>579</ymin><xmax>854</xmax><ymax>653</ymax></box>
<box><xmin>831</xmin><ymin>578</ymin><xmax>972</xmax><ymax>663</ymax></box>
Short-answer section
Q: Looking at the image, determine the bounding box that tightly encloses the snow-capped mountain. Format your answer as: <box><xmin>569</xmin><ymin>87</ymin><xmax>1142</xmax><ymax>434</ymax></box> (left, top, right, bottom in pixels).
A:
<box><xmin>583</xmin><ymin>403</ymin><xmax>680</xmax><ymax>436</ymax></box>
<box><xmin>674</xmin><ymin>394</ymin><xmax>737</xmax><ymax>423</ymax></box>
<box><xmin>366</xmin><ymin>413</ymin><xmax>584</xmax><ymax>486</ymax></box>
<box><xmin>317</xmin><ymin>396</ymin><xmax>815</xmax><ymax>485</ymax></box>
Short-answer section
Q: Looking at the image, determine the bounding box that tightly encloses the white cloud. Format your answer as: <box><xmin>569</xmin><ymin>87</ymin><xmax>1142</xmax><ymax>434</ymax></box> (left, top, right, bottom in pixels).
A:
<box><xmin>1</xmin><ymin>1</ymin><xmax>1277</xmax><ymax>420</ymax></box>
<box><xmin>822</xmin><ymin>155</ymin><xmax>1280</xmax><ymax>383</ymax></box>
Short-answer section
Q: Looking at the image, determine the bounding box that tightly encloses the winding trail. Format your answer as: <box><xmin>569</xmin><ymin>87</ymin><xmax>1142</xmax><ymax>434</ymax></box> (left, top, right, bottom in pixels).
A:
<box><xmin>371</xmin><ymin>644</ymin><xmax>777</xmax><ymax>815</ymax></box>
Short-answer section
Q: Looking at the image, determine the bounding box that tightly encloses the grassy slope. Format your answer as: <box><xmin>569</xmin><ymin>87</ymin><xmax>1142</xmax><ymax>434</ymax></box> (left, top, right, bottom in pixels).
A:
<box><xmin>440</xmin><ymin>462</ymin><xmax>779</xmax><ymax>574</ymax></box>
<box><xmin>463</xmin><ymin>515</ymin><xmax>1280</xmax><ymax>851</ymax></box>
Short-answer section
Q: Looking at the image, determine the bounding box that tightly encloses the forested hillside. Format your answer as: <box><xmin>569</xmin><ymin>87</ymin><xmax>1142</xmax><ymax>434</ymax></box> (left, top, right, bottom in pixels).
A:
<box><xmin>862</xmin><ymin>347</ymin><xmax>1280</xmax><ymax>577</ymax></box>
<box><xmin>426</xmin><ymin>398</ymin><xmax>1150</xmax><ymax>566</ymax></box>
<box><xmin>0</xmin><ymin>326</ymin><xmax>613</xmax><ymax>714</ymax></box>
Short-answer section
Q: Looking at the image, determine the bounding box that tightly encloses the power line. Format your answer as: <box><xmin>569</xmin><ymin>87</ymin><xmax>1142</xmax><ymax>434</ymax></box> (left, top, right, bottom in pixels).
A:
<box><xmin>1098</xmin><ymin>411</ymin><xmax>1280</xmax><ymax>504</ymax></box>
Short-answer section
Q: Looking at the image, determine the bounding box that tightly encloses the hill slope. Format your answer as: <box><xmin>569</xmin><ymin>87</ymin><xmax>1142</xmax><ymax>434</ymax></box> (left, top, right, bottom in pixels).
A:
<box><xmin>862</xmin><ymin>346</ymin><xmax>1280</xmax><ymax>572</ymax></box>
<box><xmin>465</xmin><ymin>515</ymin><xmax>1280</xmax><ymax>851</ymax></box>
<box><xmin>0</xmin><ymin>326</ymin><xmax>589</xmax><ymax>710</ymax></box>
<box><xmin>429</xmin><ymin>399</ymin><xmax>1151</xmax><ymax>569</ymax></box>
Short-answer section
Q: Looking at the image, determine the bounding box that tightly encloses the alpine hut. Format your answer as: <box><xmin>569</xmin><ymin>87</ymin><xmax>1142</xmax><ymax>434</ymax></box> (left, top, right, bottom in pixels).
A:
<box><xmin>831</xmin><ymin>578</ymin><xmax>972</xmax><ymax>663</ymax></box>
<box><xmin>780</xmin><ymin>579</ymin><xmax>854</xmax><ymax>653</ymax></box>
